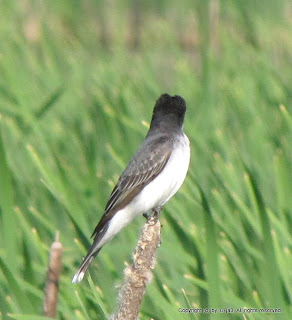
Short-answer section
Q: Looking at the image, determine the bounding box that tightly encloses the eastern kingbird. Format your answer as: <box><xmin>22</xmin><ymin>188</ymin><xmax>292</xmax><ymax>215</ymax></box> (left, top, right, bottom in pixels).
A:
<box><xmin>72</xmin><ymin>93</ymin><xmax>190</xmax><ymax>283</ymax></box>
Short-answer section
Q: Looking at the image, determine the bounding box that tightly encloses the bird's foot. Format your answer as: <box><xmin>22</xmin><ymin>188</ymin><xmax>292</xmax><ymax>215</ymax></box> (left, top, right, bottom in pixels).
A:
<box><xmin>143</xmin><ymin>212</ymin><xmax>150</xmax><ymax>220</ymax></box>
<box><xmin>143</xmin><ymin>207</ymin><xmax>162</xmax><ymax>221</ymax></box>
<box><xmin>143</xmin><ymin>207</ymin><xmax>162</xmax><ymax>225</ymax></box>
<box><xmin>152</xmin><ymin>207</ymin><xmax>162</xmax><ymax>219</ymax></box>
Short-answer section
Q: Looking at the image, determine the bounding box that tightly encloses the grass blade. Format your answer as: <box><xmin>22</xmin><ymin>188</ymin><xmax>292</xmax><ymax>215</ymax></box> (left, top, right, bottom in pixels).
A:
<box><xmin>199</xmin><ymin>186</ymin><xmax>223</xmax><ymax>320</ymax></box>
<box><xmin>0</xmin><ymin>117</ymin><xmax>17</xmax><ymax>276</ymax></box>
<box><xmin>0</xmin><ymin>257</ymin><xmax>34</xmax><ymax>313</ymax></box>
<box><xmin>245</xmin><ymin>169</ymin><xmax>285</xmax><ymax>318</ymax></box>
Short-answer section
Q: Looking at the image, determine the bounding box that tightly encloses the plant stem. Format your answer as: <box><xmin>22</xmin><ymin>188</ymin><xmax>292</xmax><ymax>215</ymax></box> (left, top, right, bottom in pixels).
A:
<box><xmin>112</xmin><ymin>211</ymin><xmax>161</xmax><ymax>320</ymax></box>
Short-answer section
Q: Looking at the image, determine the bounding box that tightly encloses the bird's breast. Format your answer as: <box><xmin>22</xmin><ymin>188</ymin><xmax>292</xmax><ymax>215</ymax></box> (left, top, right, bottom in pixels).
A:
<box><xmin>131</xmin><ymin>133</ymin><xmax>190</xmax><ymax>213</ymax></box>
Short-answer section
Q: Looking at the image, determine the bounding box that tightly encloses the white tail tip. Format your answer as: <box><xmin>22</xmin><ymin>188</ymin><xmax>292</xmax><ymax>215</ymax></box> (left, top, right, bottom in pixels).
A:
<box><xmin>72</xmin><ymin>271</ymin><xmax>85</xmax><ymax>284</ymax></box>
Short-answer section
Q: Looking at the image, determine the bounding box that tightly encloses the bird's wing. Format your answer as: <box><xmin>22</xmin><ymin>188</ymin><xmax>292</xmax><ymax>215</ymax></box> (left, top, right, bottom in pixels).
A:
<box><xmin>91</xmin><ymin>134</ymin><xmax>173</xmax><ymax>239</ymax></box>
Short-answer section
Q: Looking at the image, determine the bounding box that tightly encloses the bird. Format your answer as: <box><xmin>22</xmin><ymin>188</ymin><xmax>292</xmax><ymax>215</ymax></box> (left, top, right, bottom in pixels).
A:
<box><xmin>72</xmin><ymin>93</ymin><xmax>190</xmax><ymax>283</ymax></box>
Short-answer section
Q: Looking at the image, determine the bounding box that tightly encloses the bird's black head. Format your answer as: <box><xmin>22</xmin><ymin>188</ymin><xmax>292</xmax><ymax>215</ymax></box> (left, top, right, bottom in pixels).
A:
<box><xmin>150</xmin><ymin>94</ymin><xmax>186</xmax><ymax>132</ymax></box>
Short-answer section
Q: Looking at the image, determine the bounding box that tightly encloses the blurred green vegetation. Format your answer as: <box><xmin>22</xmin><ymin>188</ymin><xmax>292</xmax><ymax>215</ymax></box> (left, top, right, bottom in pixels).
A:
<box><xmin>0</xmin><ymin>0</ymin><xmax>292</xmax><ymax>319</ymax></box>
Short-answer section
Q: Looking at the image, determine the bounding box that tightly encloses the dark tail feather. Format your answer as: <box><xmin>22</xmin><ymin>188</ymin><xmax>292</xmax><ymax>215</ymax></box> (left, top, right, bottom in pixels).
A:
<box><xmin>72</xmin><ymin>248</ymin><xmax>101</xmax><ymax>283</ymax></box>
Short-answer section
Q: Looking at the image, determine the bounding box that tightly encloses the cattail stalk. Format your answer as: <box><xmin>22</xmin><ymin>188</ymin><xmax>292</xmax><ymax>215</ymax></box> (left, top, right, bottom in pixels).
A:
<box><xmin>112</xmin><ymin>211</ymin><xmax>161</xmax><ymax>320</ymax></box>
<box><xmin>43</xmin><ymin>231</ymin><xmax>63</xmax><ymax>318</ymax></box>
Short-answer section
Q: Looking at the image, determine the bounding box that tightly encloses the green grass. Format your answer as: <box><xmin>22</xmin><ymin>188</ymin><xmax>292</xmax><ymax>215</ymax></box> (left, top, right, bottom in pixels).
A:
<box><xmin>1</xmin><ymin>1</ymin><xmax>292</xmax><ymax>319</ymax></box>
